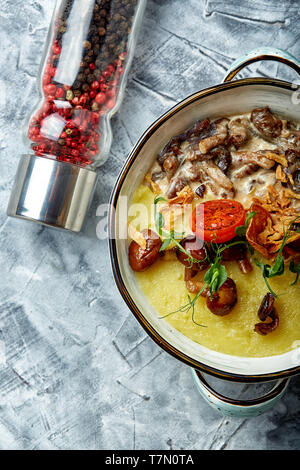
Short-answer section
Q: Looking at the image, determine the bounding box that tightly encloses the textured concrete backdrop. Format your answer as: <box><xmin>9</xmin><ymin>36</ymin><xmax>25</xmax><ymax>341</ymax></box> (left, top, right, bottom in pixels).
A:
<box><xmin>0</xmin><ymin>0</ymin><xmax>300</xmax><ymax>450</ymax></box>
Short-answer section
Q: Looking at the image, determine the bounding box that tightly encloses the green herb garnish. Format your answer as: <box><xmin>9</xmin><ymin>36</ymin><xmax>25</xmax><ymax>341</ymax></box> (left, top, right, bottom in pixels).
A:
<box><xmin>235</xmin><ymin>211</ymin><xmax>257</xmax><ymax>237</ymax></box>
<box><xmin>289</xmin><ymin>260</ymin><xmax>300</xmax><ymax>286</ymax></box>
<box><xmin>154</xmin><ymin>195</ymin><xmax>206</xmax><ymax>268</ymax></box>
<box><xmin>159</xmin><ymin>247</ymin><xmax>229</xmax><ymax>327</ymax></box>
<box><xmin>255</xmin><ymin>218</ymin><xmax>299</xmax><ymax>297</ymax></box>
<box><xmin>159</xmin><ymin>289</ymin><xmax>207</xmax><ymax>328</ymax></box>
<box><xmin>204</xmin><ymin>257</ymin><xmax>227</xmax><ymax>297</ymax></box>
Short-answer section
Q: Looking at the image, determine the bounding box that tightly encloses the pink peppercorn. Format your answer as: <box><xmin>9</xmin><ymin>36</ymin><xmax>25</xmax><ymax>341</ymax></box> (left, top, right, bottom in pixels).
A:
<box><xmin>95</xmin><ymin>92</ymin><xmax>106</xmax><ymax>105</ymax></box>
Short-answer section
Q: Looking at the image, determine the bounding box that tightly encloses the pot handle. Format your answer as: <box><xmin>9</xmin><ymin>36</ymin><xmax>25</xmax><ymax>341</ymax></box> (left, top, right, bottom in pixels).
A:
<box><xmin>192</xmin><ymin>369</ymin><xmax>290</xmax><ymax>418</ymax></box>
<box><xmin>223</xmin><ymin>47</ymin><xmax>300</xmax><ymax>82</ymax></box>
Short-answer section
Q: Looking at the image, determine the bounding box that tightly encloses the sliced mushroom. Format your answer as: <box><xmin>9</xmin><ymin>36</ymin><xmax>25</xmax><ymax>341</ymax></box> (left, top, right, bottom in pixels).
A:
<box><xmin>166</xmin><ymin>175</ymin><xmax>189</xmax><ymax>199</ymax></box>
<box><xmin>206</xmin><ymin>278</ymin><xmax>237</xmax><ymax>316</ymax></box>
<box><xmin>184</xmin><ymin>267</ymin><xmax>208</xmax><ymax>295</ymax></box>
<box><xmin>208</xmin><ymin>146</ymin><xmax>232</xmax><ymax>174</ymax></box>
<box><xmin>163</xmin><ymin>154</ymin><xmax>180</xmax><ymax>180</ymax></box>
<box><xmin>228</xmin><ymin>118</ymin><xmax>250</xmax><ymax>148</ymax></box>
<box><xmin>231</xmin><ymin>151</ymin><xmax>275</xmax><ymax>170</ymax></box>
<box><xmin>158</xmin><ymin>118</ymin><xmax>212</xmax><ymax>167</ymax></box>
<box><xmin>176</xmin><ymin>236</ymin><xmax>209</xmax><ymax>270</ymax></box>
<box><xmin>254</xmin><ymin>293</ymin><xmax>279</xmax><ymax>335</ymax></box>
<box><xmin>251</xmin><ymin>107</ymin><xmax>282</xmax><ymax>139</ymax></box>
<box><xmin>221</xmin><ymin>241</ymin><xmax>253</xmax><ymax>273</ymax></box>
<box><xmin>198</xmin><ymin>160</ymin><xmax>235</xmax><ymax>198</ymax></box>
<box><xmin>195</xmin><ymin>184</ymin><xmax>206</xmax><ymax>198</ymax></box>
<box><xmin>198</xmin><ymin>118</ymin><xmax>229</xmax><ymax>154</ymax></box>
<box><xmin>232</xmin><ymin>163</ymin><xmax>259</xmax><ymax>179</ymax></box>
<box><xmin>285</xmin><ymin>148</ymin><xmax>300</xmax><ymax>164</ymax></box>
<box><xmin>129</xmin><ymin>229</ymin><xmax>162</xmax><ymax>272</ymax></box>
<box><xmin>151</xmin><ymin>170</ymin><xmax>165</xmax><ymax>181</ymax></box>
<box><xmin>285</xmin><ymin>161</ymin><xmax>300</xmax><ymax>193</ymax></box>
<box><xmin>185</xmin><ymin>118</ymin><xmax>212</xmax><ymax>140</ymax></box>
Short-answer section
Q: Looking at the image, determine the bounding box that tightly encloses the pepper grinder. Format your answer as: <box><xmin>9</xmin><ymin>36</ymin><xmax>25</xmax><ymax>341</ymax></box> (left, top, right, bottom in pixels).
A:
<box><xmin>7</xmin><ymin>0</ymin><xmax>146</xmax><ymax>232</ymax></box>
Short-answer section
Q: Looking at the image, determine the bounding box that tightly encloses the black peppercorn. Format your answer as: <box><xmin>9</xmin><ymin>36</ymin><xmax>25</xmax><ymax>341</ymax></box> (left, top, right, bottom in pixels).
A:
<box><xmin>84</xmin><ymin>55</ymin><xmax>94</xmax><ymax>64</ymax></box>
<box><xmin>82</xmin><ymin>83</ymin><xmax>90</xmax><ymax>92</ymax></box>
<box><xmin>45</xmin><ymin>0</ymin><xmax>138</xmax><ymax>119</ymax></box>
<box><xmin>72</xmin><ymin>80</ymin><xmax>81</xmax><ymax>89</ymax></box>
<box><xmin>113</xmin><ymin>13</ymin><xmax>121</xmax><ymax>22</ymax></box>
<box><xmin>87</xmin><ymin>74</ymin><xmax>95</xmax><ymax>84</ymax></box>
<box><xmin>98</xmin><ymin>27</ymin><xmax>106</xmax><ymax>36</ymax></box>
<box><xmin>94</xmin><ymin>69</ymin><xmax>102</xmax><ymax>80</ymax></box>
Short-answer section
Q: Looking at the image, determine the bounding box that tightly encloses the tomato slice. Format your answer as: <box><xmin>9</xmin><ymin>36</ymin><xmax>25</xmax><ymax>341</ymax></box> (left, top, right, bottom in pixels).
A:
<box><xmin>190</xmin><ymin>199</ymin><xmax>246</xmax><ymax>244</ymax></box>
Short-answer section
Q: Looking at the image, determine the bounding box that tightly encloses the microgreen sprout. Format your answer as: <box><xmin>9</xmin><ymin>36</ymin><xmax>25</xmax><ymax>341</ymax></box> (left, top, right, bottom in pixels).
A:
<box><xmin>255</xmin><ymin>217</ymin><xmax>299</xmax><ymax>298</ymax></box>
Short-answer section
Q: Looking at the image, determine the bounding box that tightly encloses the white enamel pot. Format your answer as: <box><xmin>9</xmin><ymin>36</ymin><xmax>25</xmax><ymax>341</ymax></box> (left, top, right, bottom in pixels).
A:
<box><xmin>109</xmin><ymin>48</ymin><xmax>300</xmax><ymax>417</ymax></box>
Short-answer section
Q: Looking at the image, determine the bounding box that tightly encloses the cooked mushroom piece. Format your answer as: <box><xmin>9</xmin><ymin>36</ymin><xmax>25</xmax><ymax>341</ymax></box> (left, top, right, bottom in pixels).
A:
<box><xmin>198</xmin><ymin>118</ymin><xmax>229</xmax><ymax>154</ymax></box>
<box><xmin>251</xmin><ymin>107</ymin><xmax>282</xmax><ymax>138</ymax></box>
<box><xmin>220</xmin><ymin>242</ymin><xmax>253</xmax><ymax>273</ymax></box>
<box><xmin>129</xmin><ymin>229</ymin><xmax>162</xmax><ymax>272</ymax></box>
<box><xmin>158</xmin><ymin>135</ymin><xmax>182</xmax><ymax>165</ymax></box>
<box><xmin>206</xmin><ymin>278</ymin><xmax>237</xmax><ymax>316</ymax></box>
<box><xmin>198</xmin><ymin>160</ymin><xmax>235</xmax><ymax>198</ymax></box>
<box><xmin>185</xmin><ymin>118</ymin><xmax>212</xmax><ymax>140</ymax></box>
<box><xmin>166</xmin><ymin>174</ymin><xmax>188</xmax><ymax>199</ymax></box>
<box><xmin>208</xmin><ymin>146</ymin><xmax>232</xmax><ymax>174</ymax></box>
<box><xmin>285</xmin><ymin>148</ymin><xmax>300</xmax><ymax>164</ymax></box>
<box><xmin>163</xmin><ymin>154</ymin><xmax>180</xmax><ymax>180</ymax></box>
<box><xmin>254</xmin><ymin>293</ymin><xmax>279</xmax><ymax>335</ymax></box>
<box><xmin>231</xmin><ymin>151</ymin><xmax>276</xmax><ymax>170</ymax></box>
<box><xmin>184</xmin><ymin>267</ymin><xmax>208</xmax><ymax>295</ymax></box>
<box><xmin>289</xmin><ymin>166</ymin><xmax>300</xmax><ymax>193</ymax></box>
<box><xmin>176</xmin><ymin>236</ymin><xmax>209</xmax><ymax>269</ymax></box>
<box><xmin>158</xmin><ymin>118</ymin><xmax>213</xmax><ymax>169</ymax></box>
<box><xmin>231</xmin><ymin>162</ymin><xmax>259</xmax><ymax>179</ymax></box>
<box><xmin>285</xmin><ymin>159</ymin><xmax>300</xmax><ymax>193</ymax></box>
<box><xmin>195</xmin><ymin>184</ymin><xmax>206</xmax><ymax>198</ymax></box>
<box><xmin>228</xmin><ymin>118</ymin><xmax>250</xmax><ymax>148</ymax></box>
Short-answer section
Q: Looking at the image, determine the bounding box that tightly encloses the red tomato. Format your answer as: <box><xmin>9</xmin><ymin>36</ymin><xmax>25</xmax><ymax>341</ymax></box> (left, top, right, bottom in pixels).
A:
<box><xmin>190</xmin><ymin>199</ymin><xmax>246</xmax><ymax>243</ymax></box>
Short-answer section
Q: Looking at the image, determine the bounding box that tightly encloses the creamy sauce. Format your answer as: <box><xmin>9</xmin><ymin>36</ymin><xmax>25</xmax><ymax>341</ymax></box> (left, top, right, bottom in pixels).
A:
<box><xmin>148</xmin><ymin>111</ymin><xmax>298</xmax><ymax>208</ymax></box>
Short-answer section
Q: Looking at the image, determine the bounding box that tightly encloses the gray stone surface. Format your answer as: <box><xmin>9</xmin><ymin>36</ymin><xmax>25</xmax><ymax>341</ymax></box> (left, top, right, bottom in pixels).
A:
<box><xmin>0</xmin><ymin>0</ymin><xmax>300</xmax><ymax>450</ymax></box>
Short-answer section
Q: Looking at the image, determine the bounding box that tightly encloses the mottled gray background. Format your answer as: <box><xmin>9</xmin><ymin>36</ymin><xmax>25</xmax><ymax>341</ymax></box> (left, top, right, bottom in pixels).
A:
<box><xmin>0</xmin><ymin>0</ymin><xmax>300</xmax><ymax>450</ymax></box>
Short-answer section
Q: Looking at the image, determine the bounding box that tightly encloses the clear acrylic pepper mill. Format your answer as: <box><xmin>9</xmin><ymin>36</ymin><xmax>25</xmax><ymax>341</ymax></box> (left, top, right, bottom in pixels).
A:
<box><xmin>7</xmin><ymin>0</ymin><xmax>146</xmax><ymax>232</ymax></box>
